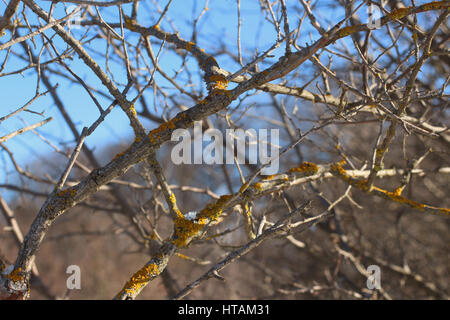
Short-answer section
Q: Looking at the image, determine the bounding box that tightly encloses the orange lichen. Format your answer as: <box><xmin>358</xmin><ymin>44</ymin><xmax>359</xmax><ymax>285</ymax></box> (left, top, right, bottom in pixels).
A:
<box><xmin>186</xmin><ymin>41</ymin><xmax>194</xmax><ymax>51</ymax></box>
<box><xmin>288</xmin><ymin>162</ymin><xmax>319</xmax><ymax>175</ymax></box>
<box><xmin>5</xmin><ymin>267</ymin><xmax>23</xmax><ymax>282</ymax></box>
<box><xmin>57</xmin><ymin>189</ymin><xmax>69</xmax><ymax>197</ymax></box>
<box><xmin>253</xmin><ymin>182</ymin><xmax>264</xmax><ymax>190</ymax></box>
<box><xmin>112</xmin><ymin>149</ymin><xmax>127</xmax><ymax>161</ymax></box>
<box><xmin>54</xmin><ymin>188</ymin><xmax>76</xmax><ymax>206</ymax></box>
<box><xmin>116</xmin><ymin>263</ymin><xmax>159</xmax><ymax>298</ymax></box>
<box><xmin>153</xmin><ymin>24</ymin><xmax>160</xmax><ymax>31</ymax></box>
<box><xmin>209</xmin><ymin>74</ymin><xmax>229</xmax><ymax>91</ymax></box>
<box><xmin>148</xmin><ymin>116</ymin><xmax>180</xmax><ymax>143</ymax></box>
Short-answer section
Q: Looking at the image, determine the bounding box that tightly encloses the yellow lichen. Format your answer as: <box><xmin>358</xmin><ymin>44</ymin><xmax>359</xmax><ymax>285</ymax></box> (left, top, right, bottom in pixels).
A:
<box><xmin>129</xmin><ymin>104</ymin><xmax>137</xmax><ymax>116</ymax></box>
<box><xmin>288</xmin><ymin>162</ymin><xmax>319</xmax><ymax>175</ymax></box>
<box><xmin>422</xmin><ymin>1</ymin><xmax>446</xmax><ymax>11</ymax></box>
<box><xmin>371</xmin><ymin>186</ymin><xmax>427</xmax><ymax>210</ymax></box>
<box><xmin>375</xmin><ymin>147</ymin><xmax>385</xmax><ymax>159</ymax></box>
<box><xmin>330</xmin><ymin>160</ymin><xmax>450</xmax><ymax>214</ymax></box>
<box><xmin>57</xmin><ymin>189</ymin><xmax>69</xmax><ymax>197</ymax></box>
<box><xmin>172</xmin><ymin>195</ymin><xmax>232</xmax><ymax>247</ymax></box>
<box><xmin>210</xmin><ymin>89</ymin><xmax>232</xmax><ymax>99</ymax></box>
<box><xmin>153</xmin><ymin>24</ymin><xmax>160</xmax><ymax>31</ymax></box>
<box><xmin>243</xmin><ymin>202</ymin><xmax>256</xmax><ymax>239</ymax></box>
<box><xmin>262</xmin><ymin>174</ymin><xmax>277</xmax><ymax>181</ymax></box>
<box><xmin>331</xmin><ymin>162</ymin><xmax>354</xmax><ymax>183</ymax></box>
<box><xmin>175</xmin><ymin>253</ymin><xmax>191</xmax><ymax>260</ymax></box>
<box><xmin>168</xmin><ymin>192</ymin><xmax>183</xmax><ymax>218</ymax></box>
<box><xmin>169</xmin><ymin>193</ymin><xmax>176</xmax><ymax>204</ymax></box>
<box><xmin>239</xmin><ymin>183</ymin><xmax>249</xmax><ymax>194</ymax></box>
<box><xmin>388</xmin><ymin>7</ymin><xmax>410</xmax><ymax>20</ymax></box>
<box><xmin>172</xmin><ymin>217</ymin><xmax>204</xmax><ymax>247</ymax></box>
<box><xmin>393</xmin><ymin>186</ymin><xmax>404</xmax><ymax>196</ymax></box>
<box><xmin>206</xmin><ymin>55</ymin><xmax>218</xmax><ymax>65</ymax></box>
<box><xmin>117</xmin><ymin>263</ymin><xmax>159</xmax><ymax>298</ymax></box>
<box><xmin>124</xmin><ymin>17</ymin><xmax>136</xmax><ymax>31</ymax></box>
<box><xmin>338</xmin><ymin>25</ymin><xmax>360</xmax><ymax>38</ymax></box>
<box><xmin>253</xmin><ymin>182</ymin><xmax>264</xmax><ymax>190</ymax></box>
<box><xmin>197</xmin><ymin>194</ymin><xmax>232</xmax><ymax>220</ymax></box>
<box><xmin>331</xmin><ymin>160</ymin><xmax>369</xmax><ymax>191</ymax></box>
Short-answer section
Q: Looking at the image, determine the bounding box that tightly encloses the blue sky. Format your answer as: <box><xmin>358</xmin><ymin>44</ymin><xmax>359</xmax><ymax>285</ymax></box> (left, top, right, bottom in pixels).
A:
<box><xmin>0</xmin><ymin>1</ymin><xmax>303</xmax><ymax>186</ymax></box>
<box><xmin>0</xmin><ymin>0</ymin><xmax>445</xmax><ymax>200</ymax></box>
